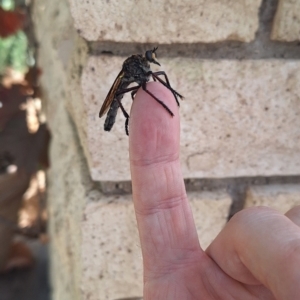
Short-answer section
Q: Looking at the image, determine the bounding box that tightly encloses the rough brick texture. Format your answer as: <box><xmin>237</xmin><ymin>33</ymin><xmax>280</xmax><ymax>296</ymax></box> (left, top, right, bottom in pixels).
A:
<box><xmin>245</xmin><ymin>184</ymin><xmax>300</xmax><ymax>213</ymax></box>
<box><xmin>69</xmin><ymin>0</ymin><xmax>262</xmax><ymax>43</ymax></box>
<box><xmin>81</xmin><ymin>56</ymin><xmax>300</xmax><ymax>181</ymax></box>
<box><xmin>271</xmin><ymin>0</ymin><xmax>300</xmax><ymax>41</ymax></box>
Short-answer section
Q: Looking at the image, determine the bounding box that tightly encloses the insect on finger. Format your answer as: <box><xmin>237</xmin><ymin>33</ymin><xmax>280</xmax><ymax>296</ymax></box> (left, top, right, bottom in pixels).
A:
<box><xmin>99</xmin><ymin>47</ymin><xmax>183</xmax><ymax>135</ymax></box>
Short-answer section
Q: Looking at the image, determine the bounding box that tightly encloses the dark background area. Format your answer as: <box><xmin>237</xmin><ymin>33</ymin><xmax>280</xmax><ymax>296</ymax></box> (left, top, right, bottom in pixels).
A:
<box><xmin>0</xmin><ymin>240</ymin><xmax>50</xmax><ymax>300</ymax></box>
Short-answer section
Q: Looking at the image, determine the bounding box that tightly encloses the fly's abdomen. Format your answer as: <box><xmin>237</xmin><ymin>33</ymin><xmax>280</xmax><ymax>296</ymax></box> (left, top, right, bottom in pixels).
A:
<box><xmin>104</xmin><ymin>81</ymin><xmax>129</xmax><ymax>131</ymax></box>
<box><xmin>104</xmin><ymin>98</ymin><xmax>119</xmax><ymax>131</ymax></box>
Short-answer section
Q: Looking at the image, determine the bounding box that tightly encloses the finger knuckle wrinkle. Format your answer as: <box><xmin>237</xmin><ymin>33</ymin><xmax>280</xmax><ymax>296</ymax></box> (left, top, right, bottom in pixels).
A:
<box><xmin>130</xmin><ymin>153</ymin><xmax>179</xmax><ymax>168</ymax></box>
<box><xmin>137</xmin><ymin>194</ymin><xmax>185</xmax><ymax>216</ymax></box>
<box><xmin>156</xmin><ymin>194</ymin><xmax>185</xmax><ymax>211</ymax></box>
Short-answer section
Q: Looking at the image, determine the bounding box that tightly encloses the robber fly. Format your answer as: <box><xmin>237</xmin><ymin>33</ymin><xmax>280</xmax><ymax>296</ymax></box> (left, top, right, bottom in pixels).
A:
<box><xmin>99</xmin><ymin>47</ymin><xmax>183</xmax><ymax>135</ymax></box>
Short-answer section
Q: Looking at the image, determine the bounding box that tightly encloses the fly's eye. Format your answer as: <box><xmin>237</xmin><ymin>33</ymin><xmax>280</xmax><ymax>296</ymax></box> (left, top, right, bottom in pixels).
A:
<box><xmin>145</xmin><ymin>50</ymin><xmax>153</xmax><ymax>62</ymax></box>
<box><xmin>145</xmin><ymin>47</ymin><xmax>160</xmax><ymax>66</ymax></box>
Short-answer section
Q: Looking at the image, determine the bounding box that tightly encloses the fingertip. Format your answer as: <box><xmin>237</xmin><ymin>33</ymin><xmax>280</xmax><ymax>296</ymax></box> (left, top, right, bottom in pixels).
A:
<box><xmin>129</xmin><ymin>81</ymin><xmax>180</xmax><ymax>164</ymax></box>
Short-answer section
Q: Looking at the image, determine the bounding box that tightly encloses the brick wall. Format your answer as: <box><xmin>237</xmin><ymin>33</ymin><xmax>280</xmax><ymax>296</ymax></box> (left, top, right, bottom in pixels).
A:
<box><xmin>33</xmin><ymin>0</ymin><xmax>300</xmax><ymax>299</ymax></box>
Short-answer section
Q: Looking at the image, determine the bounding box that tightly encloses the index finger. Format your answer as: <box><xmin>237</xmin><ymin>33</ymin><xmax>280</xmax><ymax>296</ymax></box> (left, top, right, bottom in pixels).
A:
<box><xmin>129</xmin><ymin>82</ymin><xmax>201</xmax><ymax>274</ymax></box>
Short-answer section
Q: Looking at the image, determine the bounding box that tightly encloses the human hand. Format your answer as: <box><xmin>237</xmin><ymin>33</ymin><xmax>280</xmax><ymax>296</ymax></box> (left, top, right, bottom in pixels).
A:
<box><xmin>129</xmin><ymin>82</ymin><xmax>300</xmax><ymax>300</ymax></box>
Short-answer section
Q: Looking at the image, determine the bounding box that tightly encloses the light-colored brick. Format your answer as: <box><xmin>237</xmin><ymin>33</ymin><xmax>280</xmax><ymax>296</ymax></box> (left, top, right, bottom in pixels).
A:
<box><xmin>69</xmin><ymin>0</ymin><xmax>262</xmax><ymax>43</ymax></box>
<box><xmin>80</xmin><ymin>56</ymin><xmax>300</xmax><ymax>181</ymax></box>
<box><xmin>81</xmin><ymin>194</ymin><xmax>142</xmax><ymax>300</ymax></box>
<box><xmin>81</xmin><ymin>190</ymin><xmax>231</xmax><ymax>300</ymax></box>
<box><xmin>245</xmin><ymin>184</ymin><xmax>300</xmax><ymax>213</ymax></box>
<box><xmin>271</xmin><ymin>0</ymin><xmax>300</xmax><ymax>41</ymax></box>
<box><xmin>189</xmin><ymin>191</ymin><xmax>231</xmax><ymax>249</ymax></box>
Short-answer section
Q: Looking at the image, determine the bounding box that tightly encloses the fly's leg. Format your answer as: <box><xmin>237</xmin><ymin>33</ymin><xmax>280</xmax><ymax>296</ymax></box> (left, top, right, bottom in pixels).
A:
<box><xmin>151</xmin><ymin>72</ymin><xmax>180</xmax><ymax>106</ymax></box>
<box><xmin>150</xmin><ymin>71</ymin><xmax>183</xmax><ymax>107</ymax></box>
<box><xmin>131</xmin><ymin>89</ymin><xmax>138</xmax><ymax>100</ymax></box>
<box><xmin>152</xmin><ymin>71</ymin><xmax>172</xmax><ymax>91</ymax></box>
<box><xmin>152</xmin><ymin>71</ymin><xmax>183</xmax><ymax>99</ymax></box>
<box><xmin>116</xmin><ymin>86</ymin><xmax>140</xmax><ymax>135</ymax></box>
<box><xmin>116</xmin><ymin>85</ymin><xmax>140</xmax><ymax>97</ymax></box>
<box><xmin>142</xmin><ymin>82</ymin><xmax>174</xmax><ymax>117</ymax></box>
<box><xmin>116</xmin><ymin>86</ymin><xmax>138</xmax><ymax>100</ymax></box>
<box><xmin>116</xmin><ymin>98</ymin><xmax>130</xmax><ymax>135</ymax></box>
<box><xmin>152</xmin><ymin>73</ymin><xmax>179</xmax><ymax>107</ymax></box>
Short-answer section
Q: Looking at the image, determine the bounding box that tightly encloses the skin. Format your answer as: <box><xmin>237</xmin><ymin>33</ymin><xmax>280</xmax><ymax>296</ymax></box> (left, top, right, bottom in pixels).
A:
<box><xmin>129</xmin><ymin>82</ymin><xmax>300</xmax><ymax>300</ymax></box>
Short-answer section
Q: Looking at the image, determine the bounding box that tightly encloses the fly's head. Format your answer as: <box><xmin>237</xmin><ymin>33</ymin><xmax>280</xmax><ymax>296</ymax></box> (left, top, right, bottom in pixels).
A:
<box><xmin>145</xmin><ymin>47</ymin><xmax>161</xmax><ymax>66</ymax></box>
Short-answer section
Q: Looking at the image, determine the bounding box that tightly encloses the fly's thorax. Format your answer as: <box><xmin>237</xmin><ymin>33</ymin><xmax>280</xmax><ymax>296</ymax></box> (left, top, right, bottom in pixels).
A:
<box><xmin>122</xmin><ymin>55</ymin><xmax>151</xmax><ymax>84</ymax></box>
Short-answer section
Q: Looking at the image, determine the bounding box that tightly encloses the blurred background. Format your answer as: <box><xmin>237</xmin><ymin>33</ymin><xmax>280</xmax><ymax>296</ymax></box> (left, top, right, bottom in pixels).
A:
<box><xmin>0</xmin><ymin>0</ymin><xmax>50</xmax><ymax>299</ymax></box>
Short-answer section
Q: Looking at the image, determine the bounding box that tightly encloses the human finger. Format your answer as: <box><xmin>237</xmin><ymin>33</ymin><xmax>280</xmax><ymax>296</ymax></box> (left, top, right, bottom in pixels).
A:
<box><xmin>129</xmin><ymin>82</ymin><xmax>201</xmax><ymax>276</ymax></box>
<box><xmin>206</xmin><ymin>206</ymin><xmax>300</xmax><ymax>300</ymax></box>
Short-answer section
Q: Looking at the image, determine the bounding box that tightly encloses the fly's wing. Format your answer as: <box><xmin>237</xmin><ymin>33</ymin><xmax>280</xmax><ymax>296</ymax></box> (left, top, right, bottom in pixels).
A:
<box><xmin>99</xmin><ymin>70</ymin><xmax>124</xmax><ymax>118</ymax></box>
